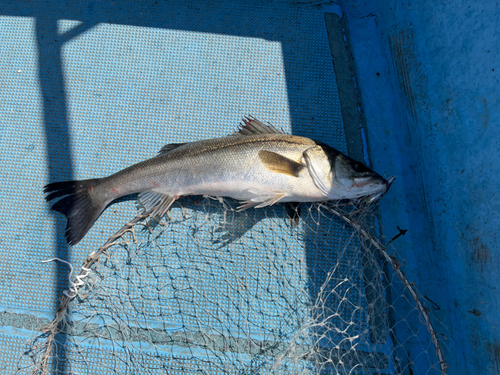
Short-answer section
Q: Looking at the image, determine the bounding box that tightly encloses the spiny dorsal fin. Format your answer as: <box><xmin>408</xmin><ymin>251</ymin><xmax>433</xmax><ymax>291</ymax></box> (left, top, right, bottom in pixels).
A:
<box><xmin>234</xmin><ymin>116</ymin><xmax>286</xmax><ymax>136</ymax></box>
<box><xmin>258</xmin><ymin>150</ymin><xmax>303</xmax><ymax>177</ymax></box>
<box><xmin>158</xmin><ymin>143</ymin><xmax>186</xmax><ymax>156</ymax></box>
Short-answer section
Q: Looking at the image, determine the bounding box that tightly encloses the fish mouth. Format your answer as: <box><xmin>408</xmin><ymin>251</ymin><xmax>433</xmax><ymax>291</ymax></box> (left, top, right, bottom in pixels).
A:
<box><xmin>362</xmin><ymin>175</ymin><xmax>395</xmax><ymax>204</ymax></box>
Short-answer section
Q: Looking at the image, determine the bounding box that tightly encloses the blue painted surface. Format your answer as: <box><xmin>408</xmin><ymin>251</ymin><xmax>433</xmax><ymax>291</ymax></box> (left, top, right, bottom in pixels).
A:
<box><xmin>341</xmin><ymin>0</ymin><xmax>500</xmax><ymax>373</ymax></box>
<box><xmin>3</xmin><ymin>0</ymin><xmax>494</xmax><ymax>373</ymax></box>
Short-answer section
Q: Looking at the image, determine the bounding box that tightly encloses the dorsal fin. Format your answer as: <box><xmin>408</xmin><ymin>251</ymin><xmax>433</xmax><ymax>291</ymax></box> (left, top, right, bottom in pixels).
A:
<box><xmin>234</xmin><ymin>116</ymin><xmax>286</xmax><ymax>136</ymax></box>
<box><xmin>158</xmin><ymin>143</ymin><xmax>186</xmax><ymax>156</ymax></box>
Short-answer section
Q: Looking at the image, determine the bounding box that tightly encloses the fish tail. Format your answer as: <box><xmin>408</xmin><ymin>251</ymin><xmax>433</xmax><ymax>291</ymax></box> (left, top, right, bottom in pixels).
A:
<box><xmin>44</xmin><ymin>178</ymin><xmax>104</xmax><ymax>245</ymax></box>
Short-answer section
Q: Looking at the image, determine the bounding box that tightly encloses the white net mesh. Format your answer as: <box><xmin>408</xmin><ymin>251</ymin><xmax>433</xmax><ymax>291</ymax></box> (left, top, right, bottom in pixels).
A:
<box><xmin>19</xmin><ymin>198</ymin><xmax>447</xmax><ymax>374</ymax></box>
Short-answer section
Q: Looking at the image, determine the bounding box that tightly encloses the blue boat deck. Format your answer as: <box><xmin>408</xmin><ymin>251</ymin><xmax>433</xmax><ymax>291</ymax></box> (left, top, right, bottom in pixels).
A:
<box><xmin>1</xmin><ymin>0</ymin><xmax>498</xmax><ymax>374</ymax></box>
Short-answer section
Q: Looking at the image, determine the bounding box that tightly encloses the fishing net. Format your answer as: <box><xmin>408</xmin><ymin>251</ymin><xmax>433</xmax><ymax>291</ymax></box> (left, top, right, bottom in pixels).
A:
<box><xmin>18</xmin><ymin>198</ymin><xmax>447</xmax><ymax>374</ymax></box>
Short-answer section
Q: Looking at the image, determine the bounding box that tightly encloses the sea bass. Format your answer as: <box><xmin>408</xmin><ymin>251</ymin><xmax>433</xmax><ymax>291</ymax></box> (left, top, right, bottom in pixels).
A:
<box><xmin>45</xmin><ymin>117</ymin><xmax>394</xmax><ymax>245</ymax></box>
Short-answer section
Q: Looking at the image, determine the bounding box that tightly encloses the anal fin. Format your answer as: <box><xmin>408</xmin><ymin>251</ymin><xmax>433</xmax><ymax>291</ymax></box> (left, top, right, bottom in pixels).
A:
<box><xmin>138</xmin><ymin>191</ymin><xmax>176</xmax><ymax>217</ymax></box>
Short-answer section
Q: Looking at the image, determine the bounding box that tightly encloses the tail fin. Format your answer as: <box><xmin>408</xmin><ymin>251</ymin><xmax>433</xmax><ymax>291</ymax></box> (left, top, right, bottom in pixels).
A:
<box><xmin>44</xmin><ymin>179</ymin><xmax>105</xmax><ymax>245</ymax></box>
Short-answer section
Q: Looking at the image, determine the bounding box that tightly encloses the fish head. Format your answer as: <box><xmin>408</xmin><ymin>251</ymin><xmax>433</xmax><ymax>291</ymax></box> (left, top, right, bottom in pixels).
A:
<box><xmin>303</xmin><ymin>143</ymin><xmax>393</xmax><ymax>201</ymax></box>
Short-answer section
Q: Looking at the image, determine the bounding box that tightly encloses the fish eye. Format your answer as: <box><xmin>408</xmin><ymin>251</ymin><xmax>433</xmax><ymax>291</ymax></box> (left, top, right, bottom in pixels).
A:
<box><xmin>351</xmin><ymin>161</ymin><xmax>366</xmax><ymax>172</ymax></box>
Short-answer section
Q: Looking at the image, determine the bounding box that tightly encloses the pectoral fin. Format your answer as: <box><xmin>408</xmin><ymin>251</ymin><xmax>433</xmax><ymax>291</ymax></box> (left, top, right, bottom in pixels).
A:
<box><xmin>258</xmin><ymin>150</ymin><xmax>303</xmax><ymax>177</ymax></box>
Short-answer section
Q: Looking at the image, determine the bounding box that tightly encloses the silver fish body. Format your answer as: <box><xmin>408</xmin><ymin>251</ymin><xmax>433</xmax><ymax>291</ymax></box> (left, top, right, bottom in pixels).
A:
<box><xmin>45</xmin><ymin>117</ymin><xmax>392</xmax><ymax>245</ymax></box>
<box><xmin>99</xmin><ymin>135</ymin><xmax>322</xmax><ymax>205</ymax></box>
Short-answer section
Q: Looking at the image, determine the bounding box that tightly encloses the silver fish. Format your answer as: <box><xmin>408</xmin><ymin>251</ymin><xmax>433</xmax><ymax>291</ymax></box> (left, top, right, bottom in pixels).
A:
<box><xmin>44</xmin><ymin>117</ymin><xmax>393</xmax><ymax>245</ymax></box>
